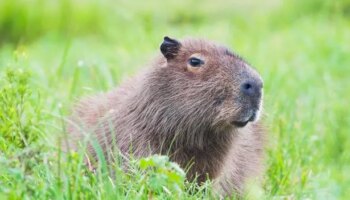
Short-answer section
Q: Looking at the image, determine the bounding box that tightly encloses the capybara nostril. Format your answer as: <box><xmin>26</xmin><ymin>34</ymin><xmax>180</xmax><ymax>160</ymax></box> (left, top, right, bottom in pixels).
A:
<box><xmin>241</xmin><ymin>81</ymin><xmax>256</xmax><ymax>96</ymax></box>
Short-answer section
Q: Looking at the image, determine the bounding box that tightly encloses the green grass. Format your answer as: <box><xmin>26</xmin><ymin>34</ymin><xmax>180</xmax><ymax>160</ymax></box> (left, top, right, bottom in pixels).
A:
<box><xmin>0</xmin><ymin>0</ymin><xmax>349</xmax><ymax>199</ymax></box>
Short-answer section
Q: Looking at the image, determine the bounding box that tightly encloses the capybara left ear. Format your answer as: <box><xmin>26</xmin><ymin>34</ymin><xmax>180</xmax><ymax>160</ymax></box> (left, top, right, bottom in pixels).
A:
<box><xmin>160</xmin><ymin>36</ymin><xmax>181</xmax><ymax>60</ymax></box>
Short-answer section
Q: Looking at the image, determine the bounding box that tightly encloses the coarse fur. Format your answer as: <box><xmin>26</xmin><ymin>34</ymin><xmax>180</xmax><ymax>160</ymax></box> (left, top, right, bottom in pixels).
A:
<box><xmin>66</xmin><ymin>37</ymin><xmax>265</xmax><ymax>196</ymax></box>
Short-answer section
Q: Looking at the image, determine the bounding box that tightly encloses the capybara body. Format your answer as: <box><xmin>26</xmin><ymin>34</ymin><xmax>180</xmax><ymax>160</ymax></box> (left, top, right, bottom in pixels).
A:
<box><xmin>67</xmin><ymin>37</ymin><xmax>265</xmax><ymax>196</ymax></box>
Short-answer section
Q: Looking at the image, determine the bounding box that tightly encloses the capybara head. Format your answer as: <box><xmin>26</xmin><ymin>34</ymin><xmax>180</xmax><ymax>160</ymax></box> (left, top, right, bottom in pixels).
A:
<box><xmin>150</xmin><ymin>36</ymin><xmax>264</xmax><ymax>132</ymax></box>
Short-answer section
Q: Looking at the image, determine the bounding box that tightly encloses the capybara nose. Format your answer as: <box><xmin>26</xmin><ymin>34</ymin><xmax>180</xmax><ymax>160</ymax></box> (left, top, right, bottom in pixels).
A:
<box><xmin>240</xmin><ymin>80</ymin><xmax>262</xmax><ymax>98</ymax></box>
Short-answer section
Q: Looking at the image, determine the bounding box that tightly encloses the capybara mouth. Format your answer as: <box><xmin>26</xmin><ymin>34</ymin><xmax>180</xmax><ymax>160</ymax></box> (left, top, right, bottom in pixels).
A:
<box><xmin>231</xmin><ymin>120</ymin><xmax>250</xmax><ymax>127</ymax></box>
<box><xmin>231</xmin><ymin>109</ymin><xmax>259</xmax><ymax>128</ymax></box>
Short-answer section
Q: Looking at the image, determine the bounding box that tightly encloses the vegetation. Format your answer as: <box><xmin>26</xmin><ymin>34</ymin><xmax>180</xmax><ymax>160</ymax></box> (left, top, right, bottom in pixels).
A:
<box><xmin>0</xmin><ymin>0</ymin><xmax>349</xmax><ymax>199</ymax></box>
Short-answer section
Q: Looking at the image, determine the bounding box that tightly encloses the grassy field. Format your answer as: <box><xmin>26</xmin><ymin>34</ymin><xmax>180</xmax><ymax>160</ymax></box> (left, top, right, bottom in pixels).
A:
<box><xmin>0</xmin><ymin>0</ymin><xmax>349</xmax><ymax>199</ymax></box>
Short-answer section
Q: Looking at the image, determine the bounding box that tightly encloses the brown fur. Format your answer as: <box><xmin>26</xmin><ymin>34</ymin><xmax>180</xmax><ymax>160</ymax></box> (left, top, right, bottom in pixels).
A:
<box><xmin>66</xmin><ymin>37</ymin><xmax>265</xmax><ymax>196</ymax></box>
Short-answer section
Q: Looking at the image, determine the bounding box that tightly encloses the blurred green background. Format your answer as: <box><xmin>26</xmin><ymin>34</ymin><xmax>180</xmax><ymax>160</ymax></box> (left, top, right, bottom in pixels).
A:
<box><xmin>0</xmin><ymin>0</ymin><xmax>349</xmax><ymax>199</ymax></box>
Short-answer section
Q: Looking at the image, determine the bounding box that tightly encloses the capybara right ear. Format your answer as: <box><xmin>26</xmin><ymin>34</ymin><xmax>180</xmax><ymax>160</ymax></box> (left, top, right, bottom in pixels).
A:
<box><xmin>160</xmin><ymin>36</ymin><xmax>181</xmax><ymax>60</ymax></box>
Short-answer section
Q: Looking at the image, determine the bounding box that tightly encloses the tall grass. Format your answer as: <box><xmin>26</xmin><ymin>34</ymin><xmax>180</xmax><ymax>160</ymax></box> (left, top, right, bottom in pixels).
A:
<box><xmin>0</xmin><ymin>0</ymin><xmax>109</xmax><ymax>43</ymax></box>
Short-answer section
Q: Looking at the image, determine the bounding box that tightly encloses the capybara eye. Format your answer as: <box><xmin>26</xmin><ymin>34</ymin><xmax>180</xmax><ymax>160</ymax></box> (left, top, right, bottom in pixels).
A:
<box><xmin>188</xmin><ymin>57</ymin><xmax>204</xmax><ymax>67</ymax></box>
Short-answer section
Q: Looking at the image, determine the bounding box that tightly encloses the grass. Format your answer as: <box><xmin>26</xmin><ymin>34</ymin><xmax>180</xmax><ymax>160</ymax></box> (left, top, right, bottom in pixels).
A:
<box><xmin>0</xmin><ymin>0</ymin><xmax>349</xmax><ymax>199</ymax></box>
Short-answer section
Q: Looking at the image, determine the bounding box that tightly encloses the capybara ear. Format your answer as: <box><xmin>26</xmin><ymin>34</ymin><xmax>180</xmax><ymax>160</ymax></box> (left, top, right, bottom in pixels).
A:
<box><xmin>160</xmin><ymin>36</ymin><xmax>181</xmax><ymax>60</ymax></box>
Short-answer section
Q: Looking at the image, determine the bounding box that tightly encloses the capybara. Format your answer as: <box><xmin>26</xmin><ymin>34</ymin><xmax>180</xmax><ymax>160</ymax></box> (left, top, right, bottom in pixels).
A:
<box><xmin>67</xmin><ymin>36</ymin><xmax>265</xmax><ymax>196</ymax></box>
